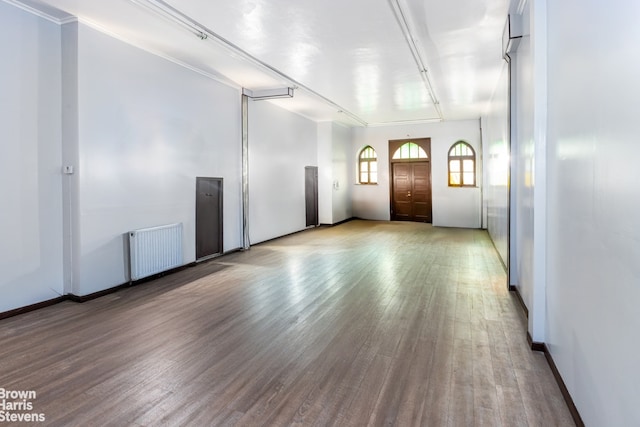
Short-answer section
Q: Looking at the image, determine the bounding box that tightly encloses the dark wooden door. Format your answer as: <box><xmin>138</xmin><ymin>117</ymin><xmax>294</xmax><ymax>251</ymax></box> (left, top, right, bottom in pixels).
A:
<box><xmin>305</xmin><ymin>166</ymin><xmax>318</xmax><ymax>227</ymax></box>
<box><xmin>392</xmin><ymin>162</ymin><xmax>432</xmax><ymax>222</ymax></box>
<box><xmin>196</xmin><ymin>177</ymin><xmax>223</xmax><ymax>260</ymax></box>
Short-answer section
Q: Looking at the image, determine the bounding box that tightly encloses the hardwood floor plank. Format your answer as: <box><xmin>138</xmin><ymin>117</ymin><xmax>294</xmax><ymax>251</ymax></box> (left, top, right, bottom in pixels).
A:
<box><xmin>0</xmin><ymin>220</ymin><xmax>575</xmax><ymax>426</ymax></box>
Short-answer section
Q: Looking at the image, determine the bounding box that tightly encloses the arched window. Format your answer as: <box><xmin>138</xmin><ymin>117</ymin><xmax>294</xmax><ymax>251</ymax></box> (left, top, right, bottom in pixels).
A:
<box><xmin>392</xmin><ymin>142</ymin><xmax>429</xmax><ymax>160</ymax></box>
<box><xmin>448</xmin><ymin>141</ymin><xmax>476</xmax><ymax>186</ymax></box>
<box><xmin>358</xmin><ymin>145</ymin><xmax>378</xmax><ymax>184</ymax></box>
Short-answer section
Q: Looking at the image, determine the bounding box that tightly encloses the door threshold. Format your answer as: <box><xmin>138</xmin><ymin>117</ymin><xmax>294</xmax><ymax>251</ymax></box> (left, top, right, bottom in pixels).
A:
<box><xmin>196</xmin><ymin>253</ymin><xmax>222</xmax><ymax>263</ymax></box>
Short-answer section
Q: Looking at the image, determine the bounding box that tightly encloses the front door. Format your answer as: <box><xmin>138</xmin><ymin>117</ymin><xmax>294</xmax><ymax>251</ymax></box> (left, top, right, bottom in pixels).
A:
<box><xmin>392</xmin><ymin>162</ymin><xmax>432</xmax><ymax>222</ymax></box>
<box><xmin>196</xmin><ymin>177</ymin><xmax>223</xmax><ymax>260</ymax></box>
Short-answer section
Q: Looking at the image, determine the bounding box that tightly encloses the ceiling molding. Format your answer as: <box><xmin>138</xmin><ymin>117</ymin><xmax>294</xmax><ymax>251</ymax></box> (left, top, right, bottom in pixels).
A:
<box><xmin>128</xmin><ymin>0</ymin><xmax>368</xmax><ymax>126</ymax></box>
<box><xmin>59</xmin><ymin>15</ymin><xmax>77</xmax><ymax>24</ymax></box>
<box><xmin>76</xmin><ymin>17</ymin><xmax>242</xmax><ymax>90</ymax></box>
<box><xmin>2</xmin><ymin>0</ymin><xmax>64</xmax><ymax>23</ymax></box>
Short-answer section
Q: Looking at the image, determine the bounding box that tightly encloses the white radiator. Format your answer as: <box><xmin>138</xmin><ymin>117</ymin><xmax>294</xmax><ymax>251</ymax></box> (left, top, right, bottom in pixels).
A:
<box><xmin>128</xmin><ymin>223</ymin><xmax>183</xmax><ymax>281</ymax></box>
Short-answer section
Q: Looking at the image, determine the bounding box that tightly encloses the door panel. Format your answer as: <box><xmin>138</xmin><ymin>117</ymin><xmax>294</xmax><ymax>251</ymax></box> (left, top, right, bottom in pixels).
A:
<box><xmin>196</xmin><ymin>177</ymin><xmax>223</xmax><ymax>260</ymax></box>
<box><xmin>412</xmin><ymin>163</ymin><xmax>432</xmax><ymax>222</ymax></box>
<box><xmin>391</xmin><ymin>162</ymin><xmax>432</xmax><ymax>222</ymax></box>
<box><xmin>305</xmin><ymin>166</ymin><xmax>318</xmax><ymax>227</ymax></box>
<box><xmin>393</xmin><ymin>163</ymin><xmax>412</xmax><ymax>220</ymax></box>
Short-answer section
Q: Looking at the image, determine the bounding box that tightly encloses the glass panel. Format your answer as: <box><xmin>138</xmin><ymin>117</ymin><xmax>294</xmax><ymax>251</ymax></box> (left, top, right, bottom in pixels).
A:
<box><xmin>450</xmin><ymin>172</ymin><xmax>461</xmax><ymax>185</ymax></box>
<box><xmin>370</xmin><ymin>161</ymin><xmax>377</xmax><ymax>172</ymax></box>
<box><xmin>370</xmin><ymin>172</ymin><xmax>377</xmax><ymax>183</ymax></box>
<box><xmin>361</xmin><ymin>162</ymin><xmax>368</xmax><ymax>172</ymax></box>
<box><xmin>393</xmin><ymin>142</ymin><xmax>428</xmax><ymax>159</ymax></box>
<box><xmin>361</xmin><ymin>147</ymin><xmax>377</xmax><ymax>159</ymax></box>
<box><xmin>463</xmin><ymin>159</ymin><xmax>474</xmax><ymax>172</ymax></box>
<box><xmin>450</xmin><ymin>142</ymin><xmax>474</xmax><ymax>158</ymax></box>
<box><xmin>409</xmin><ymin>143</ymin><xmax>418</xmax><ymax>158</ymax></box>
<box><xmin>463</xmin><ymin>172</ymin><xmax>475</xmax><ymax>185</ymax></box>
<box><xmin>401</xmin><ymin>144</ymin><xmax>409</xmax><ymax>158</ymax></box>
<box><xmin>360</xmin><ymin>172</ymin><xmax>368</xmax><ymax>183</ymax></box>
<box><xmin>449</xmin><ymin>160</ymin><xmax>460</xmax><ymax>172</ymax></box>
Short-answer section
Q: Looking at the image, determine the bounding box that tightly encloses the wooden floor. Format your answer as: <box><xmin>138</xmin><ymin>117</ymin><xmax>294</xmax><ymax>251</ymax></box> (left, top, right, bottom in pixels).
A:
<box><xmin>0</xmin><ymin>220</ymin><xmax>574</xmax><ymax>426</ymax></box>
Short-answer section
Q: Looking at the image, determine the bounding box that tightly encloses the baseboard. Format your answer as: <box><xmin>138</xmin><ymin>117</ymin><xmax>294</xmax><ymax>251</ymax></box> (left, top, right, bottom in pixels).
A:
<box><xmin>509</xmin><ymin>284</ymin><xmax>583</xmax><ymax>426</ymax></box>
<box><xmin>487</xmin><ymin>234</ymin><xmax>508</xmax><ymax>273</ymax></box>
<box><xmin>541</xmin><ymin>343</ymin><xmax>585</xmax><ymax>427</ymax></box>
<box><xmin>509</xmin><ymin>285</ymin><xmax>529</xmax><ymax>318</ymax></box>
<box><xmin>0</xmin><ymin>296</ymin><xmax>67</xmax><ymax>321</ymax></box>
<box><xmin>253</xmin><ymin>225</ymin><xmax>326</xmax><ymax>246</ymax></box>
<box><xmin>327</xmin><ymin>217</ymin><xmax>355</xmax><ymax>227</ymax></box>
<box><xmin>1</xmin><ymin>224</ymin><xmax>333</xmax><ymax>320</ymax></box>
<box><xmin>525</xmin><ymin>332</ymin><xmax>584</xmax><ymax>426</ymax></box>
<box><xmin>1</xmin><ymin>262</ymin><xmax>202</xmax><ymax>317</ymax></box>
<box><xmin>196</xmin><ymin>248</ymin><xmax>242</xmax><ymax>263</ymax></box>
<box><xmin>527</xmin><ymin>332</ymin><xmax>546</xmax><ymax>352</ymax></box>
<box><xmin>67</xmin><ymin>282</ymin><xmax>132</xmax><ymax>303</ymax></box>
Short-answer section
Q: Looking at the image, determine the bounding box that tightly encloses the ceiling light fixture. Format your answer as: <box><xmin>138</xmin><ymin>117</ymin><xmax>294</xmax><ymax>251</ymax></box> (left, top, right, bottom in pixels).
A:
<box><xmin>368</xmin><ymin>117</ymin><xmax>443</xmax><ymax>127</ymax></box>
<box><xmin>128</xmin><ymin>0</ymin><xmax>368</xmax><ymax>126</ymax></box>
<box><xmin>388</xmin><ymin>0</ymin><xmax>444</xmax><ymax>121</ymax></box>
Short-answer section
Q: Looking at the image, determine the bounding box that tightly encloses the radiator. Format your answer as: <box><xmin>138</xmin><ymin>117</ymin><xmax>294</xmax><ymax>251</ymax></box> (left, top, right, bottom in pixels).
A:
<box><xmin>128</xmin><ymin>223</ymin><xmax>183</xmax><ymax>281</ymax></box>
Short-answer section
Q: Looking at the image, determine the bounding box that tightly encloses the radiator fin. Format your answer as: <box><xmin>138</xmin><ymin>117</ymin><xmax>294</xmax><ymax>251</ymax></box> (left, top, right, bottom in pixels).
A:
<box><xmin>129</xmin><ymin>223</ymin><xmax>183</xmax><ymax>281</ymax></box>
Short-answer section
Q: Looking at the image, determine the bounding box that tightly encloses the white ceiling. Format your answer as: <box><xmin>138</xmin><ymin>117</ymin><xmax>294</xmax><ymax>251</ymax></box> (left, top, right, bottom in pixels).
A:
<box><xmin>10</xmin><ymin>0</ymin><xmax>510</xmax><ymax>127</ymax></box>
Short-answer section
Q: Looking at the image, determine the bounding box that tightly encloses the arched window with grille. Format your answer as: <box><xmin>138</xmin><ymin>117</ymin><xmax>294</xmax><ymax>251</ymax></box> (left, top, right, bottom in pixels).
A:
<box><xmin>448</xmin><ymin>141</ymin><xmax>476</xmax><ymax>186</ymax></box>
<box><xmin>358</xmin><ymin>145</ymin><xmax>378</xmax><ymax>184</ymax></box>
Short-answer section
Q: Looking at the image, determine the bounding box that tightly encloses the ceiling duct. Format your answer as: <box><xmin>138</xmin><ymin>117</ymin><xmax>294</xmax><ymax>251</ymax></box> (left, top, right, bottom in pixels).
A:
<box><xmin>388</xmin><ymin>0</ymin><xmax>443</xmax><ymax>121</ymax></box>
<box><xmin>502</xmin><ymin>13</ymin><xmax>523</xmax><ymax>59</ymax></box>
<box><xmin>129</xmin><ymin>0</ymin><xmax>367</xmax><ymax>126</ymax></box>
<box><xmin>242</xmin><ymin>87</ymin><xmax>294</xmax><ymax>101</ymax></box>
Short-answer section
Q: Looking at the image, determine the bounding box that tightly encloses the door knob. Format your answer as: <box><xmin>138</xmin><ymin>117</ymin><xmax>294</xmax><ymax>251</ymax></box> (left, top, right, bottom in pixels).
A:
<box><xmin>407</xmin><ymin>191</ymin><xmax>411</xmax><ymax>197</ymax></box>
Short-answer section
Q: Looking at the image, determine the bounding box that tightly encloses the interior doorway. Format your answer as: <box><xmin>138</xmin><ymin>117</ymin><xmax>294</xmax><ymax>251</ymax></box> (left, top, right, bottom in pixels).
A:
<box><xmin>195</xmin><ymin>177</ymin><xmax>223</xmax><ymax>260</ymax></box>
<box><xmin>305</xmin><ymin>166</ymin><xmax>319</xmax><ymax>227</ymax></box>
<box><xmin>389</xmin><ymin>138</ymin><xmax>432</xmax><ymax>223</ymax></box>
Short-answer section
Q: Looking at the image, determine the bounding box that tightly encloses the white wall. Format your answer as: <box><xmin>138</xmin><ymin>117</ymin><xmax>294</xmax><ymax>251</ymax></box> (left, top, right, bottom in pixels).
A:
<box><xmin>545</xmin><ymin>1</ymin><xmax>640</xmax><ymax>425</ymax></box>
<box><xmin>352</xmin><ymin>120</ymin><xmax>482</xmax><ymax>228</ymax></box>
<box><xmin>511</xmin><ymin>2</ymin><xmax>538</xmax><ymax>336</ymax></box>
<box><xmin>248</xmin><ymin>101</ymin><xmax>318</xmax><ymax>243</ymax></box>
<box><xmin>482</xmin><ymin>62</ymin><xmax>510</xmax><ymax>266</ymax></box>
<box><xmin>71</xmin><ymin>23</ymin><xmax>242</xmax><ymax>296</ymax></box>
<box><xmin>0</xmin><ymin>3</ymin><xmax>64</xmax><ymax>312</ymax></box>
<box><xmin>318</xmin><ymin>121</ymin><xmax>354</xmax><ymax>225</ymax></box>
<box><xmin>330</xmin><ymin>122</ymin><xmax>353</xmax><ymax>223</ymax></box>
<box><xmin>317</xmin><ymin>122</ymin><xmax>333</xmax><ymax>224</ymax></box>
<box><xmin>511</xmin><ymin>0</ymin><xmax>548</xmax><ymax>344</ymax></box>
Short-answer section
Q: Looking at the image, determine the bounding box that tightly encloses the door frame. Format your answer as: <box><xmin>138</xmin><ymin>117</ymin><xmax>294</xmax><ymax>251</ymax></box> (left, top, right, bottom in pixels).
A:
<box><xmin>389</xmin><ymin>138</ymin><xmax>432</xmax><ymax>222</ymax></box>
<box><xmin>195</xmin><ymin>177</ymin><xmax>224</xmax><ymax>261</ymax></box>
